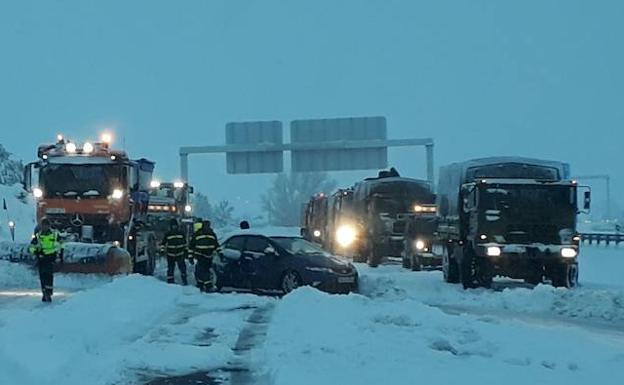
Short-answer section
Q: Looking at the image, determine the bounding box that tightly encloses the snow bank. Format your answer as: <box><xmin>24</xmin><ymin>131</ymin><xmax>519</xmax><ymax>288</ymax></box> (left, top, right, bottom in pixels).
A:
<box><xmin>260</xmin><ymin>287</ymin><xmax>624</xmax><ymax>385</ymax></box>
<box><xmin>358</xmin><ymin>266</ymin><xmax>624</xmax><ymax>325</ymax></box>
<box><xmin>0</xmin><ymin>184</ymin><xmax>35</xmax><ymax>242</ymax></box>
<box><xmin>0</xmin><ymin>272</ymin><xmax>272</xmax><ymax>385</ymax></box>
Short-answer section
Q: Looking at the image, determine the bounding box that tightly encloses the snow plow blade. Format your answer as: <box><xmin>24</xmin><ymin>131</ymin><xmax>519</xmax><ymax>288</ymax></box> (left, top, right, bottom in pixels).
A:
<box><xmin>0</xmin><ymin>241</ymin><xmax>132</xmax><ymax>275</ymax></box>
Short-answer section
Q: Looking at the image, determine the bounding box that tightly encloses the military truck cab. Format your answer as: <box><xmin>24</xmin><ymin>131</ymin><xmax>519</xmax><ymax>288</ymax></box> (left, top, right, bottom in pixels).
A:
<box><xmin>352</xmin><ymin>173</ymin><xmax>436</xmax><ymax>267</ymax></box>
<box><xmin>435</xmin><ymin>157</ymin><xmax>590</xmax><ymax>289</ymax></box>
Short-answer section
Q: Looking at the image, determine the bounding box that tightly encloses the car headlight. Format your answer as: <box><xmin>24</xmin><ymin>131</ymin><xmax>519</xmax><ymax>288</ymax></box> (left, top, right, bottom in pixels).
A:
<box><xmin>33</xmin><ymin>188</ymin><xmax>43</xmax><ymax>199</ymax></box>
<box><xmin>336</xmin><ymin>225</ymin><xmax>357</xmax><ymax>248</ymax></box>
<box><xmin>415</xmin><ymin>240</ymin><xmax>426</xmax><ymax>251</ymax></box>
<box><xmin>111</xmin><ymin>189</ymin><xmax>123</xmax><ymax>200</ymax></box>
<box><xmin>486</xmin><ymin>246</ymin><xmax>502</xmax><ymax>257</ymax></box>
<box><xmin>305</xmin><ymin>266</ymin><xmax>333</xmax><ymax>273</ymax></box>
<box><xmin>561</xmin><ymin>247</ymin><xmax>577</xmax><ymax>258</ymax></box>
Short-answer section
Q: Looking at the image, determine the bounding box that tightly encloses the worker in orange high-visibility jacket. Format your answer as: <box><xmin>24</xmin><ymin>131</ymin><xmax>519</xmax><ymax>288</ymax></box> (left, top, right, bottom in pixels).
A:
<box><xmin>189</xmin><ymin>220</ymin><xmax>219</xmax><ymax>292</ymax></box>
<box><xmin>29</xmin><ymin>217</ymin><xmax>63</xmax><ymax>302</ymax></box>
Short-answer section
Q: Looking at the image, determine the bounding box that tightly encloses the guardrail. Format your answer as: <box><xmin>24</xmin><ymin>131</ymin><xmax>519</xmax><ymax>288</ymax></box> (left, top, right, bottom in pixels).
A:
<box><xmin>580</xmin><ymin>233</ymin><xmax>624</xmax><ymax>246</ymax></box>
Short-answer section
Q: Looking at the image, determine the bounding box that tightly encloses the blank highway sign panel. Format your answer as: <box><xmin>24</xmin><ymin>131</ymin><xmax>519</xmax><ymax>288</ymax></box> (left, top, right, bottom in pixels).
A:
<box><xmin>290</xmin><ymin>116</ymin><xmax>388</xmax><ymax>172</ymax></box>
<box><xmin>226</xmin><ymin>121</ymin><xmax>284</xmax><ymax>174</ymax></box>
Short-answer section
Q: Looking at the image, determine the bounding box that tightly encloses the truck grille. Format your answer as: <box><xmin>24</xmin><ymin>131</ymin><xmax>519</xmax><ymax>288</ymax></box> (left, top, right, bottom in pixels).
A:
<box><xmin>506</xmin><ymin>224</ymin><xmax>559</xmax><ymax>244</ymax></box>
<box><xmin>393</xmin><ymin>221</ymin><xmax>407</xmax><ymax>235</ymax></box>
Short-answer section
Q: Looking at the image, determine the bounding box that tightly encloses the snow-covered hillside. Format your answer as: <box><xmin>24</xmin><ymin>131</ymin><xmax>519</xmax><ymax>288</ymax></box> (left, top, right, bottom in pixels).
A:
<box><xmin>0</xmin><ymin>184</ymin><xmax>35</xmax><ymax>242</ymax></box>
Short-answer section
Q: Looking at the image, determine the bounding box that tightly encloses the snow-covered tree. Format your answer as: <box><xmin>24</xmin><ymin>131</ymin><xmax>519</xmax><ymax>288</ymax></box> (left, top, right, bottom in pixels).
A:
<box><xmin>191</xmin><ymin>192</ymin><xmax>237</xmax><ymax>229</ymax></box>
<box><xmin>262</xmin><ymin>172</ymin><xmax>336</xmax><ymax>226</ymax></box>
<box><xmin>0</xmin><ymin>144</ymin><xmax>23</xmax><ymax>186</ymax></box>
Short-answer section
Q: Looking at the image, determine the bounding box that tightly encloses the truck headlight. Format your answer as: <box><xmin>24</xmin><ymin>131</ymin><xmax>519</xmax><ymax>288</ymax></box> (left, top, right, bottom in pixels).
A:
<box><xmin>112</xmin><ymin>189</ymin><xmax>123</xmax><ymax>200</ymax></box>
<box><xmin>486</xmin><ymin>246</ymin><xmax>502</xmax><ymax>257</ymax></box>
<box><xmin>313</xmin><ymin>229</ymin><xmax>322</xmax><ymax>238</ymax></box>
<box><xmin>174</xmin><ymin>181</ymin><xmax>185</xmax><ymax>189</ymax></box>
<box><xmin>415</xmin><ymin>240</ymin><xmax>426</xmax><ymax>251</ymax></box>
<box><xmin>65</xmin><ymin>142</ymin><xmax>77</xmax><ymax>154</ymax></box>
<box><xmin>336</xmin><ymin>225</ymin><xmax>357</xmax><ymax>248</ymax></box>
<box><xmin>561</xmin><ymin>247</ymin><xmax>577</xmax><ymax>258</ymax></box>
<box><xmin>185</xmin><ymin>204</ymin><xmax>192</xmax><ymax>213</ymax></box>
<box><xmin>83</xmin><ymin>142</ymin><xmax>94</xmax><ymax>154</ymax></box>
<box><xmin>33</xmin><ymin>188</ymin><xmax>43</xmax><ymax>199</ymax></box>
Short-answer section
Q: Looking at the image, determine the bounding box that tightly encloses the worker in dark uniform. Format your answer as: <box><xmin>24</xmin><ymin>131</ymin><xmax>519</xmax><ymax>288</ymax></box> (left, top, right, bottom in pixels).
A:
<box><xmin>29</xmin><ymin>218</ymin><xmax>63</xmax><ymax>302</ymax></box>
<box><xmin>162</xmin><ymin>219</ymin><xmax>188</xmax><ymax>285</ymax></box>
<box><xmin>189</xmin><ymin>220</ymin><xmax>219</xmax><ymax>292</ymax></box>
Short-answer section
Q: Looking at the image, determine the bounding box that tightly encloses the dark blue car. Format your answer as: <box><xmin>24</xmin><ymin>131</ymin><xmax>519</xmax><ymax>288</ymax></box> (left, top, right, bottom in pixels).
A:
<box><xmin>213</xmin><ymin>232</ymin><xmax>358</xmax><ymax>294</ymax></box>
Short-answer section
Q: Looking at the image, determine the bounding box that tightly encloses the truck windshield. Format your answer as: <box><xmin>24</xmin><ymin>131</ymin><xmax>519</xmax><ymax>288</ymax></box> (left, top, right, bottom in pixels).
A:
<box><xmin>480</xmin><ymin>185</ymin><xmax>575</xmax><ymax>221</ymax></box>
<box><xmin>40</xmin><ymin>164</ymin><xmax>122</xmax><ymax>198</ymax></box>
<box><xmin>369</xmin><ymin>181</ymin><xmax>434</xmax><ymax>215</ymax></box>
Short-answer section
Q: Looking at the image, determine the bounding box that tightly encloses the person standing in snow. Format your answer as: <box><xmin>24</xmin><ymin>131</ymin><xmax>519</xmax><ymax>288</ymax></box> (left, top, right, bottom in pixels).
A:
<box><xmin>162</xmin><ymin>219</ymin><xmax>188</xmax><ymax>285</ymax></box>
<box><xmin>239</xmin><ymin>220</ymin><xmax>250</xmax><ymax>230</ymax></box>
<box><xmin>29</xmin><ymin>217</ymin><xmax>63</xmax><ymax>302</ymax></box>
<box><xmin>189</xmin><ymin>220</ymin><xmax>219</xmax><ymax>292</ymax></box>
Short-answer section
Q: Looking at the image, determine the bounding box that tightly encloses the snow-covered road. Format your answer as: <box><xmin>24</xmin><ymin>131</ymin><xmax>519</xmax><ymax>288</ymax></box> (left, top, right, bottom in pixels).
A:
<box><xmin>1</xmin><ymin>245</ymin><xmax>623</xmax><ymax>385</ymax></box>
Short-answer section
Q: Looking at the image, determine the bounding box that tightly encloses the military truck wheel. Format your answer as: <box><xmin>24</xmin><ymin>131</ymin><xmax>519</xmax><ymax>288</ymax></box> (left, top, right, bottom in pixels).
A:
<box><xmin>402</xmin><ymin>255</ymin><xmax>410</xmax><ymax>269</ymax></box>
<box><xmin>367</xmin><ymin>254</ymin><xmax>381</xmax><ymax>268</ymax></box>
<box><xmin>460</xmin><ymin>246</ymin><xmax>492</xmax><ymax>289</ymax></box>
<box><xmin>410</xmin><ymin>255</ymin><xmax>422</xmax><ymax>271</ymax></box>
<box><xmin>366</xmin><ymin>243</ymin><xmax>382</xmax><ymax>267</ymax></box>
<box><xmin>443</xmin><ymin>246</ymin><xmax>460</xmax><ymax>283</ymax></box>
<box><xmin>550</xmin><ymin>263</ymin><xmax>578</xmax><ymax>288</ymax></box>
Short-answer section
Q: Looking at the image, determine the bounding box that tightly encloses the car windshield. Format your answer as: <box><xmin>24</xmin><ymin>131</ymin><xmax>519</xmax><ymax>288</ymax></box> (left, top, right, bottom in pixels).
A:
<box><xmin>271</xmin><ymin>237</ymin><xmax>330</xmax><ymax>256</ymax></box>
<box><xmin>40</xmin><ymin>164</ymin><xmax>122</xmax><ymax>198</ymax></box>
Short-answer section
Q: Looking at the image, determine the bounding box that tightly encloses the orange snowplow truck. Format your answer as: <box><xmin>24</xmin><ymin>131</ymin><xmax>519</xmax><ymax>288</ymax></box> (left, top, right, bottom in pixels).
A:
<box><xmin>22</xmin><ymin>134</ymin><xmax>158</xmax><ymax>275</ymax></box>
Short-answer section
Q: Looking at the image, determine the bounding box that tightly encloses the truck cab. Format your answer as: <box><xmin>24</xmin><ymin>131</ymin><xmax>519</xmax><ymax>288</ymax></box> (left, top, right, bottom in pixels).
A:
<box><xmin>352</xmin><ymin>174</ymin><xmax>436</xmax><ymax>267</ymax></box>
<box><xmin>23</xmin><ymin>135</ymin><xmax>157</xmax><ymax>275</ymax></box>
<box><xmin>435</xmin><ymin>157</ymin><xmax>590</xmax><ymax>288</ymax></box>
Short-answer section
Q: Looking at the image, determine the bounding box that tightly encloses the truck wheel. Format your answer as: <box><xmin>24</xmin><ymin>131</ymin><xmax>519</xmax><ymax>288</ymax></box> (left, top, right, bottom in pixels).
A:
<box><xmin>460</xmin><ymin>246</ymin><xmax>492</xmax><ymax>289</ymax></box>
<box><xmin>443</xmin><ymin>246</ymin><xmax>460</xmax><ymax>283</ymax></box>
<box><xmin>402</xmin><ymin>255</ymin><xmax>410</xmax><ymax>269</ymax></box>
<box><xmin>367</xmin><ymin>245</ymin><xmax>382</xmax><ymax>268</ymax></box>
<box><xmin>410</xmin><ymin>255</ymin><xmax>422</xmax><ymax>272</ymax></box>
<box><xmin>551</xmin><ymin>263</ymin><xmax>578</xmax><ymax>288</ymax></box>
<box><xmin>133</xmin><ymin>233</ymin><xmax>156</xmax><ymax>276</ymax></box>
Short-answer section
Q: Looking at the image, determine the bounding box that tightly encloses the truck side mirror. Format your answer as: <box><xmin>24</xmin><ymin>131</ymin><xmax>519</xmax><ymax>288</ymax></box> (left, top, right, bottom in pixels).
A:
<box><xmin>583</xmin><ymin>190</ymin><xmax>591</xmax><ymax>211</ymax></box>
<box><xmin>23</xmin><ymin>164</ymin><xmax>32</xmax><ymax>191</ymax></box>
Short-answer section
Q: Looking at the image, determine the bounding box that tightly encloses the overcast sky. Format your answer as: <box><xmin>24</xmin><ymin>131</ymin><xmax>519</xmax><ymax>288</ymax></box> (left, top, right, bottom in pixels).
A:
<box><xmin>1</xmin><ymin>0</ymin><xmax>622</xmax><ymax>217</ymax></box>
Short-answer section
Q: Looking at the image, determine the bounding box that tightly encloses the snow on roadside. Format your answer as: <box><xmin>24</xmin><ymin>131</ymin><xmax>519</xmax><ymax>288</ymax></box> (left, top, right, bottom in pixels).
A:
<box><xmin>357</xmin><ymin>245</ymin><xmax>624</xmax><ymax>325</ymax></box>
<box><xmin>358</xmin><ymin>266</ymin><xmax>624</xmax><ymax>324</ymax></box>
<box><xmin>258</xmin><ymin>287</ymin><xmax>624</xmax><ymax>385</ymax></box>
<box><xmin>0</xmin><ymin>260</ymin><xmax>111</xmax><ymax>291</ymax></box>
<box><xmin>0</xmin><ymin>184</ymin><xmax>36</xmax><ymax>242</ymax></box>
<box><xmin>0</xmin><ymin>272</ymin><xmax>273</xmax><ymax>385</ymax></box>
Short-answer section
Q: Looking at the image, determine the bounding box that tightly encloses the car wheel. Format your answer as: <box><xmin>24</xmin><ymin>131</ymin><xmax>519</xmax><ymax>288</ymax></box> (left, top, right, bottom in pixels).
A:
<box><xmin>281</xmin><ymin>270</ymin><xmax>302</xmax><ymax>294</ymax></box>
